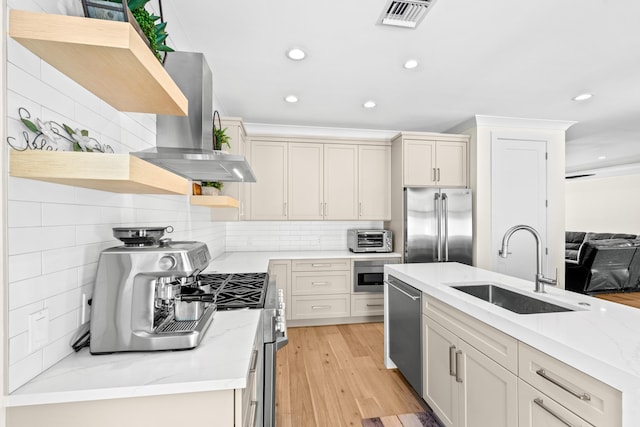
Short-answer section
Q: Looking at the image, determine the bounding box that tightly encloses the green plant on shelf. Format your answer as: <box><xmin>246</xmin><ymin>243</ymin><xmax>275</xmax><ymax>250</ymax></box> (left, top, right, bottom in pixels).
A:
<box><xmin>201</xmin><ymin>181</ymin><xmax>224</xmax><ymax>191</ymax></box>
<box><xmin>214</xmin><ymin>127</ymin><xmax>230</xmax><ymax>151</ymax></box>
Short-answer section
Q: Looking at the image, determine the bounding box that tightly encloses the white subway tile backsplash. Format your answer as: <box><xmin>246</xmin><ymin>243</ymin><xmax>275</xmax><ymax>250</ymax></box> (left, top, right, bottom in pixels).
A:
<box><xmin>8</xmin><ymin>201</ymin><xmax>42</xmax><ymax>228</ymax></box>
<box><xmin>41</xmin><ymin>245</ymin><xmax>99</xmax><ymax>274</ymax></box>
<box><xmin>42</xmin><ymin>330</ymin><xmax>77</xmax><ymax>372</ymax></box>
<box><xmin>8</xmin><ymin>176</ymin><xmax>76</xmax><ymax>204</ymax></box>
<box><xmin>9</xmin><ymin>252</ymin><xmax>42</xmax><ymax>283</ymax></box>
<box><xmin>46</xmin><ymin>288</ymin><xmax>81</xmax><ymax>320</ymax></box>
<box><xmin>8</xmin><ymin>301</ymin><xmax>44</xmax><ymax>338</ymax></box>
<box><xmin>42</xmin><ymin>203</ymin><xmax>103</xmax><ymax>226</ymax></box>
<box><xmin>9</xmin><ymin>225</ymin><xmax>76</xmax><ymax>255</ymax></box>
<box><xmin>9</xmin><ymin>332</ymin><xmax>30</xmax><ymax>366</ymax></box>
<box><xmin>9</xmin><ymin>351</ymin><xmax>43</xmax><ymax>393</ymax></box>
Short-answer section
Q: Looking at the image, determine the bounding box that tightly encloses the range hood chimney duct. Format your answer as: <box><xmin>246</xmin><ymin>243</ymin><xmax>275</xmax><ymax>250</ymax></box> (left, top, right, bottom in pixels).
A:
<box><xmin>133</xmin><ymin>51</ymin><xmax>256</xmax><ymax>183</ymax></box>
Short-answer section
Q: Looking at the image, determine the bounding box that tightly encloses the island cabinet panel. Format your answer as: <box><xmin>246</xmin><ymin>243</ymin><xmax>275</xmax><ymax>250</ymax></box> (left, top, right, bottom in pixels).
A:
<box><xmin>422</xmin><ymin>315</ymin><xmax>517</xmax><ymax>427</ymax></box>
<box><xmin>519</xmin><ymin>343</ymin><xmax>621</xmax><ymax>427</ymax></box>
<box><xmin>519</xmin><ymin>379</ymin><xmax>595</xmax><ymax>427</ymax></box>
<box><xmin>6</xmin><ymin>390</ymin><xmax>235</xmax><ymax>427</ymax></box>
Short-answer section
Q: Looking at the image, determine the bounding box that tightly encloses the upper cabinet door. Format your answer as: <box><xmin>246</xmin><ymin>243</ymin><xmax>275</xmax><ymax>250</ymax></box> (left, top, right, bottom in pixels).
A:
<box><xmin>359</xmin><ymin>145</ymin><xmax>391</xmax><ymax>220</ymax></box>
<box><xmin>436</xmin><ymin>141</ymin><xmax>468</xmax><ymax>188</ymax></box>
<box><xmin>324</xmin><ymin>144</ymin><xmax>358</xmax><ymax>220</ymax></box>
<box><xmin>250</xmin><ymin>141</ymin><xmax>288</xmax><ymax>220</ymax></box>
<box><xmin>403</xmin><ymin>140</ymin><xmax>437</xmax><ymax>186</ymax></box>
<box><xmin>288</xmin><ymin>143</ymin><xmax>324</xmax><ymax>220</ymax></box>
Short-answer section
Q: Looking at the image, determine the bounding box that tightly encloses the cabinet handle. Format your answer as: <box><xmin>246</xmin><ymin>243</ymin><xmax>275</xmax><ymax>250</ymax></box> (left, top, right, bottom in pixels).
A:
<box><xmin>239</xmin><ymin>201</ymin><xmax>244</xmax><ymax>217</ymax></box>
<box><xmin>249</xmin><ymin>400</ymin><xmax>258</xmax><ymax>427</ymax></box>
<box><xmin>311</xmin><ymin>281</ymin><xmax>329</xmax><ymax>286</ymax></box>
<box><xmin>359</xmin><ymin>202</ymin><xmax>363</xmax><ymax>217</ymax></box>
<box><xmin>324</xmin><ymin>202</ymin><xmax>327</xmax><ymax>217</ymax></box>
<box><xmin>449</xmin><ymin>345</ymin><xmax>457</xmax><ymax>377</ymax></box>
<box><xmin>433</xmin><ymin>168</ymin><xmax>437</xmax><ymax>182</ymax></box>
<box><xmin>536</xmin><ymin>369</ymin><xmax>591</xmax><ymax>401</ymax></box>
<box><xmin>366</xmin><ymin>304</ymin><xmax>384</xmax><ymax>307</ymax></box>
<box><xmin>283</xmin><ymin>201</ymin><xmax>287</xmax><ymax>216</ymax></box>
<box><xmin>533</xmin><ymin>398</ymin><xmax>576</xmax><ymax>427</ymax></box>
<box><xmin>311</xmin><ymin>305</ymin><xmax>331</xmax><ymax>309</ymax></box>
<box><xmin>455</xmin><ymin>350</ymin><xmax>463</xmax><ymax>383</ymax></box>
<box><xmin>437</xmin><ymin>168</ymin><xmax>441</xmax><ymax>182</ymax></box>
<box><xmin>320</xmin><ymin>202</ymin><xmax>323</xmax><ymax>216</ymax></box>
<box><xmin>311</xmin><ymin>263</ymin><xmax>331</xmax><ymax>267</ymax></box>
<box><xmin>249</xmin><ymin>349</ymin><xmax>258</xmax><ymax>372</ymax></box>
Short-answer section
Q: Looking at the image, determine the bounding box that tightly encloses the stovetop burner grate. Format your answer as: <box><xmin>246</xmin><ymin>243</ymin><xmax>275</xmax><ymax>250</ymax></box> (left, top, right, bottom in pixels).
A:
<box><xmin>198</xmin><ymin>272</ymin><xmax>268</xmax><ymax>309</ymax></box>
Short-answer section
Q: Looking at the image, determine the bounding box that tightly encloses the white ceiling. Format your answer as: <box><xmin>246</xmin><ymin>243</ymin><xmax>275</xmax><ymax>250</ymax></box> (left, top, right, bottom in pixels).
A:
<box><xmin>160</xmin><ymin>0</ymin><xmax>640</xmax><ymax>173</ymax></box>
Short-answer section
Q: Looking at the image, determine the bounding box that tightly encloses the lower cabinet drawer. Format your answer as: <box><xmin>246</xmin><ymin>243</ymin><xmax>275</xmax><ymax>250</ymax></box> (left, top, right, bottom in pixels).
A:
<box><xmin>519</xmin><ymin>343</ymin><xmax>621</xmax><ymax>427</ymax></box>
<box><xmin>519</xmin><ymin>379</ymin><xmax>594</xmax><ymax>427</ymax></box>
<box><xmin>351</xmin><ymin>294</ymin><xmax>384</xmax><ymax>316</ymax></box>
<box><xmin>291</xmin><ymin>258</ymin><xmax>351</xmax><ymax>272</ymax></box>
<box><xmin>291</xmin><ymin>295</ymin><xmax>350</xmax><ymax>319</ymax></box>
<box><xmin>291</xmin><ymin>271</ymin><xmax>350</xmax><ymax>295</ymax></box>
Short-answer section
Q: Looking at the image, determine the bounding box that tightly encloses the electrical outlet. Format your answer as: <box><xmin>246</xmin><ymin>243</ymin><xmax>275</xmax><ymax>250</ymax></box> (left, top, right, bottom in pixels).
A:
<box><xmin>28</xmin><ymin>309</ymin><xmax>49</xmax><ymax>353</ymax></box>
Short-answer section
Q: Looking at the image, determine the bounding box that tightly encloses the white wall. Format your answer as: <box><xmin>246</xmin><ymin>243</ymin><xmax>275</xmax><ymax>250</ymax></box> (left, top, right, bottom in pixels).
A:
<box><xmin>566</xmin><ymin>174</ymin><xmax>640</xmax><ymax>234</ymax></box>
<box><xmin>4</xmin><ymin>0</ymin><xmax>227</xmax><ymax>392</ymax></box>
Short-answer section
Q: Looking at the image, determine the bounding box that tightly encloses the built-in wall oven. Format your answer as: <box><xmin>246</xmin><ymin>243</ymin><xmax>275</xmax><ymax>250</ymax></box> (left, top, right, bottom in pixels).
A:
<box><xmin>353</xmin><ymin>258</ymin><xmax>400</xmax><ymax>292</ymax></box>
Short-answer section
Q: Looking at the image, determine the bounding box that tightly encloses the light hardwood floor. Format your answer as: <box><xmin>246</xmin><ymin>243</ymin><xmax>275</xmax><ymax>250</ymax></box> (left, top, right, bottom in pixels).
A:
<box><xmin>276</xmin><ymin>322</ymin><xmax>425</xmax><ymax>427</ymax></box>
<box><xmin>596</xmin><ymin>292</ymin><xmax>640</xmax><ymax>309</ymax></box>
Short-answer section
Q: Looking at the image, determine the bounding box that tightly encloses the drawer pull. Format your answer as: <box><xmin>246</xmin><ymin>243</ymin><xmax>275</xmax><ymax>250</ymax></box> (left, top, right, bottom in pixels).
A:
<box><xmin>311</xmin><ymin>281</ymin><xmax>330</xmax><ymax>286</ymax></box>
<box><xmin>534</xmin><ymin>398</ymin><xmax>575</xmax><ymax>427</ymax></box>
<box><xmin>249</xmin><ymin>349</ymin><xmax>258</xmax><ymax>372</ymax></box>
<box><xmin>249</xmin><ymin>400</ymin><xmax>258</xmax><ymax>427</ymax></box>
<box><xmin>536</xmin><ymin>369</ymin><xmax>591</xmax><ymax>401</ymax></box>
<box><xmin>311</xmin><ymin>263</ymin><xmax>332</xmax><ymax>267</ymax></box>
<box><xmin>455</xmin><ymin>350</ymin><xmax>463</xmax><ymax>383</ymax></box>
<box><xmin>312</xmin><ymin>305</ymin><xmax>331</xmax><ymax>309</ymax></box>
<box><xmin>366</xmin><ymin>304</ymin><xmax>384</xmax><ymax>307</ymax></box>
<box><xmin>449</xmin><ymin>345</ymin><xmax>457</xmax><ymax>377</ymax></box>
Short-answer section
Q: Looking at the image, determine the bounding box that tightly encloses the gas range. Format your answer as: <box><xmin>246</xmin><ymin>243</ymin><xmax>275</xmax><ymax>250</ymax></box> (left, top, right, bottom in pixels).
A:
<box><xmin>197</xmin><ymin>272</ymin><xmax>269</xmax><ymax>309</ymax></box>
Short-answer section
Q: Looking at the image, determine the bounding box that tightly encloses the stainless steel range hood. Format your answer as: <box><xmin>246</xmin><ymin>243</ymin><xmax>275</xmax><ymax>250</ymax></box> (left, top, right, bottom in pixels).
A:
<box><xmin>133</xmin><ymin>52</ymin><xmax>256</xmax><ymax>182</ymax></box>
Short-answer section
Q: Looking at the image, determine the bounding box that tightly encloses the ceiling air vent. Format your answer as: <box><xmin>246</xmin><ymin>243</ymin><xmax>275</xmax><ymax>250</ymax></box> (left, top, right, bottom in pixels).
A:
<box><xmin>378</xmin><ymin>0</ymin><xmax>437</xmax><ymax>29</ymax></box>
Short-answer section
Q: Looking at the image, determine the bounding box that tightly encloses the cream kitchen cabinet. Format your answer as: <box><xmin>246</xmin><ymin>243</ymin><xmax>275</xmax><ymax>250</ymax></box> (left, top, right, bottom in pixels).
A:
<box><xmin>288</xmin><ymin>143</ymin><xmax>325</xmax><ymax>219</ymax></box>
<box><xmin>422</xmin><ymin>315</ymin><xmax>518</xmax><ymax>427</ymax></box>
<box><xmin>325</xmin><ymin>144</ymin><xmax>359</xmax><ymax>220</ymax></box>
<box><xmin>250</xmin><ymin>140</ymin><xmax>288</xmax><ymax>220</ymax></box>
<box><xmin>519</xmin><ymin>343</ymin><xmax>621</xmax><ymax>427</ymax></box>
<box><xmin>211</xmin><ymin>117</ymin><xmax>250</xmax><ymax>221</ymax></box>
<box><xmin>422</xmin><ymin>294</ymin><xmax>519</xmax><ymax>427</ymax></box>
<box><xmin>358</xmin><ymin>145</ymin><xmax>391</xmax><ymax>220</ymax></box>
<box><xmin>290</xmin><ymin>259</ymin><xmax>351</xmax><ymax>320</ymax></box>
<box><xmin>519</xmin><ymin>380</ymin><xmax>595</xmax><ymax>427</ymax></box>
<box><xmin>395</xmin><ymin>133</ymin><xmax>468</xmax><ymax>188</ymax></box>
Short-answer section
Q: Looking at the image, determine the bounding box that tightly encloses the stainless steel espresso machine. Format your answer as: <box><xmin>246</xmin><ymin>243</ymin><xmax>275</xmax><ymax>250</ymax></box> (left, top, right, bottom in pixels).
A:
<box><xmin>89</xmin><ymin>227</ymin><xmax>216</xmax><ymax>354</ymax></box>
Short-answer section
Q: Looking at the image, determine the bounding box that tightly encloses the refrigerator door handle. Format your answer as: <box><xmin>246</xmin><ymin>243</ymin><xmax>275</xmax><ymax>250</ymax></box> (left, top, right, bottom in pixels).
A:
<box><xmin>435</xmin><ymin>193</ymin><xmax>442</xmax><ymax>262</ymax></box>
<box><xmin>443</xmin><ymin>193</ymin><xmax>449</xmax><ymax>262</ymax></box>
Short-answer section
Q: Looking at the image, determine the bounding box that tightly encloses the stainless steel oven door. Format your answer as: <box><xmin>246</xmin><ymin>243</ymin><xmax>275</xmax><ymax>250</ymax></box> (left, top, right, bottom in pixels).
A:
<box><xmin>353</xmin><ymin>259</ymin><xmax>400</xmax><ymax>292</ymax></box>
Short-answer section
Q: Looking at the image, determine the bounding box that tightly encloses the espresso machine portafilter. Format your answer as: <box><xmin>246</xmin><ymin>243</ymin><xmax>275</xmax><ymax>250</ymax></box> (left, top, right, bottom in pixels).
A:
<box><xmin>89</xmin><ymin>237</ymin><xmax>215</xmax><ymax>354</ymax></box>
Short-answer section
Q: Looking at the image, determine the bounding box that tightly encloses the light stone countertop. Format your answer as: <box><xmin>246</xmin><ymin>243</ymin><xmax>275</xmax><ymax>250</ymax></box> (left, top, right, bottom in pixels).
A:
<box><xmin>384</xmin><ymin>262</ymin><xmax>640</xmax><ymax>427</ymax></box>
<box><xmin>8</xmin><ymin>250</ymin><xmax>400</xmax><ymax>407</ymax></box>
<box><xmin>7</xmin><ymin>309</ymin><xmax>261</xmax><ymax>407</ymax></box>
<box><xmin>204</xmin><ymin>250</ymin><xmax>402</xmax><ymax>273</ymax></box>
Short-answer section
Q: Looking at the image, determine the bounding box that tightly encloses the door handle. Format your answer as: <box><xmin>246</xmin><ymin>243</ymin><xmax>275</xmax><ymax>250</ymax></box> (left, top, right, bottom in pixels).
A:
<box><xmin>536</xmin><ymin>369</ymin><xmax>591</xmax><ymax>401</ymax></box>
<box><xmin>437</xmin><ymin>167</ymin><xmax>441</xmax><ymax>182</ymax></box>
<box><xmin>442</xmin><ymin>193</ymin><xmax>449</xmax><ymax>261</ymax></box>
<box><xmin>385</xmin><ymin>281</ymin><xmax>420</xmax><ymax>301</ymax></box>
<box><xmin>283</xmin><ymin>201</ymin><xmax>287</xmax><ymax>217</ymax></box>
<box><xmin>533</xmin><ymin>398</ymin><xmax>575</xmax><ymax>427</ymax></box>
<box><xmin>433</xmin><ymin>168</ymin><xmax>437</xmax><ymax>182</ymax></box>
<box><xmin>449</xmin><ymin>345</ymin><xmax>457</xmax><ymax>377</ymax></box>
<box><xmin>435</xmin><ymin>193</ymin><xmax>442</xmax><ymax>262</ymax></box>
<box><xmin>455</xmin><ymin>350</ymin><xmax>463</xmax><ymax>383</ymax></box>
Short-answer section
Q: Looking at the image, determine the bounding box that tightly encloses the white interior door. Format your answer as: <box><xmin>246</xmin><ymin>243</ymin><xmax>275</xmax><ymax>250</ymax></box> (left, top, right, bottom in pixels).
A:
<box><xmin>491</xmin><ymin>135</ymin><xmax>548</xmax><ymax>281</ymax></box>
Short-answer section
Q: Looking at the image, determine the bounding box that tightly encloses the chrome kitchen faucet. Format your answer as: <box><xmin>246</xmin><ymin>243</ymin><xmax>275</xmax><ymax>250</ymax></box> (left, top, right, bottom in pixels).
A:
<box><xmin>499</xmin><ymin>225</ymin><xmax>557</xmax><ymax>293</ymax></box>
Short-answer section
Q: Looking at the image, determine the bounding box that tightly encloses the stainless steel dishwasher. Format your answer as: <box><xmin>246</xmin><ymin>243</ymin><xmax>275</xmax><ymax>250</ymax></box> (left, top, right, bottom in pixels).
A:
<box><xmin>387</xmin><ymin>275</ymin><xmax>422</xmax><ymax>394</ymax></box>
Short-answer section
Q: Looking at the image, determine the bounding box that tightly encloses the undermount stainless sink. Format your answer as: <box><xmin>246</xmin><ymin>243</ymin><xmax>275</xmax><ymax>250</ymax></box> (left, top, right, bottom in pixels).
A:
<box><xmin>452</xmin><ymin>284</ymin><xmax>574</xmax><ymax>314</ymax></box>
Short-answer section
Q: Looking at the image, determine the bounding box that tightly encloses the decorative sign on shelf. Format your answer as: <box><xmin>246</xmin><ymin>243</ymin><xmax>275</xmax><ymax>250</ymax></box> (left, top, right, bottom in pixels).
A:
<box><xmin>7</xmin><ymin>107</ymin><xmax>113</xmax><ymax>153</ymax></box>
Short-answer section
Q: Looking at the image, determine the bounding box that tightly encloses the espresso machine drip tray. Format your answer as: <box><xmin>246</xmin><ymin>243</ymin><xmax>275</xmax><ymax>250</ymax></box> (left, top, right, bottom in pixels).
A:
<box><xmin>154</xmin><ymin>305</ymin><xmax>218</xmax><ymax>334</ymax></box>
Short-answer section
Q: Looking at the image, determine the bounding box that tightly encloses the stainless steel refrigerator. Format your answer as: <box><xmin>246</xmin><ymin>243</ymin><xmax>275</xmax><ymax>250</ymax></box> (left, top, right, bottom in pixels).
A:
<box><xmin>404</xmin><ymin>187</ymin><xmax>473</xmax><ymax>264</ymax></box>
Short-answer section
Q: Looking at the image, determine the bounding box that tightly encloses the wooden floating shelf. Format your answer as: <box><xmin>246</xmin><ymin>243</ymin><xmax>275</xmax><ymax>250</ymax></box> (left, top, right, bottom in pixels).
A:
<box><xmin>10</xmin><ymin>151</ymin><xmax>190</xmax><ymax>195</ymax></box>
<box><xmin>189</xmin><ymin>195</ymin><xmax>240</xmax><ymax>208</ymax></box>
<box><xmin>9</xmin><ymin>9</ymin><xmax>188</xmax><ymax>116</ymax></box>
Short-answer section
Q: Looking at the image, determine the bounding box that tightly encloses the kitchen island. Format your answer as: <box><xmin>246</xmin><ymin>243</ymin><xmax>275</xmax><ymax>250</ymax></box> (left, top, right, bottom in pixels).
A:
<box><xmin>384</xmin><ymin>262</ymin><xmax>640</xmax><ymax>427</ymax></box>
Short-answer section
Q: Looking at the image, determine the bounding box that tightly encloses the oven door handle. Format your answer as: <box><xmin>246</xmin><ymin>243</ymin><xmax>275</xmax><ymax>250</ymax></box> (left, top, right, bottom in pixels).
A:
<box><xmin>275</xmin><ymin>335</ymin><xmax>289</xmax><ymax>351</ymax></box>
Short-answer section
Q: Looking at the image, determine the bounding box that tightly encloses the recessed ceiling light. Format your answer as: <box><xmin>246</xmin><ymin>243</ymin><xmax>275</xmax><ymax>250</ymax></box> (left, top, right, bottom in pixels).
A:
<box><xmin>363</xmin><ymin>101</ymin><xmax>376</xmax><ymax>108</ymax></box>
<box><xmin>286</xmin><ymin>48</ymin><xmax>306</xmax><ymax>61</ymax></box>
<box><xmin>598</xmin><ymin>155</ymin><xmax>607</xmax><ymax>160</ymax></box>
<box><xmin>284</xmin><ymin>95</ymin><xmax>298</xmax><ymax>103</ymax></box>
<box><xmin>404</xmin><ymin>59</ymin><xmax>418</xmax><ymax>69</ymax></box>
<box><xmin>572</xmin><ymin>93</ymin><xmax>593</xmax><ymax>101</ymax></box>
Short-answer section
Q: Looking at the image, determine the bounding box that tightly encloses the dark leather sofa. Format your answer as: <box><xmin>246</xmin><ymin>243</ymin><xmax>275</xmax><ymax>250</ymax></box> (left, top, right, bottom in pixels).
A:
<box><xmin>565</xmin><ymin>232</ymin><xmax>640</xmax><ymax>294</ymax></box>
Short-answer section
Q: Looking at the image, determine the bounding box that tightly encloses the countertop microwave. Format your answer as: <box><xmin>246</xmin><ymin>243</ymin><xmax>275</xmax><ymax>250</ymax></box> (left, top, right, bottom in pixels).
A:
<box><xmin>347</xmin><ymin>229</ymin><xmax>393</xmax><ymax>253</ymax></box>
